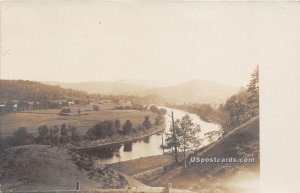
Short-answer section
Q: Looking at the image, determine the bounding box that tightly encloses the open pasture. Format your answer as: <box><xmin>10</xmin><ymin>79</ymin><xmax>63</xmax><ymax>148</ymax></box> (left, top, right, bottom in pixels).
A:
<box><xmin>0</xmin><ymin>104</ymin><xmax>153</xmax><ymax>136</ymax></box>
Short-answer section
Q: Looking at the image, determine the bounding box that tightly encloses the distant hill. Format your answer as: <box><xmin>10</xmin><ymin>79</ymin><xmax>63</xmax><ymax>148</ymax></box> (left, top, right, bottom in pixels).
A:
<box><xmin>149</xmin><ymin>80</ymin><xmax>238</xmax><ymax>104</ymax></box>
<box><xmin>46</xmin><ymin>80</ymin><xmax>238</xmax><ymax>104</ymax></box>
<box><xmin>0</xmin><ymin>79</ymin><xmax>238</xmax><ymax>104</ymax></box>
<box><xmin>45</xmin><ymin>81</ymin><xmax>154</xmax><ymax>96</ymax></box>
<box><xmin>0</xmin><ymin>80</ymin><xmax>89</xmax><ymax>101</ymax></box>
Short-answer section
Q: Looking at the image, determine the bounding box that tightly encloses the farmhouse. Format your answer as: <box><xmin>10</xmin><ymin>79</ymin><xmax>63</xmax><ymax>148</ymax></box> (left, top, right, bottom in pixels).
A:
<box><xmin>67</xmin><ymin>101</ymin><xmax>74</xmax><ymax>106</ymax></box>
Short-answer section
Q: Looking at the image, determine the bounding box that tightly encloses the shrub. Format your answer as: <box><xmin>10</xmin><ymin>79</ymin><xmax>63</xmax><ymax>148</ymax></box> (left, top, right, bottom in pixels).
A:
<box><xmin>93</xmin><ymin>105</ymin><xmax>100</xmax><ymax>111</ymax></box>
<box><xmin>143</xmin><ymin>116</ymin><xmax>152</xmax><ymax>129</ymax></box>
<box><xmin>13</xmin><ymin>127</ymin><xmax>34</xmax><ymax>145</ymax></box>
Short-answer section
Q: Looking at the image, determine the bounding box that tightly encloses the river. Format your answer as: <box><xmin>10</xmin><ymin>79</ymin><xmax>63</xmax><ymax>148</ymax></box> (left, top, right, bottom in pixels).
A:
<box><xmin>95</xmin><ymin>107</ymin><xmax>221</xmax><ymax>164</ymax></box>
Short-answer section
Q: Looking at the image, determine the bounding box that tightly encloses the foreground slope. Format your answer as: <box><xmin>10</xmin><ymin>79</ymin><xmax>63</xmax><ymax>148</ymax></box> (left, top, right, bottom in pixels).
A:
<box><xmin>151</xmin><ymin>117</ymin><xmax>259</xmax><ymax>193</ymax></box>
<box><xmin>0</xmin><ymin>145</ymin><xmax>142</xmax><ymax>191</ymax></box>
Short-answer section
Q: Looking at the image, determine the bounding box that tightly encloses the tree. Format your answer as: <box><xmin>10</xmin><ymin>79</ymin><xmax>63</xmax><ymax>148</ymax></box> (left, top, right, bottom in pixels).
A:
<box><xmin>93</xmin><ymin>105</ymin><xmax>100</xmax><ymax>111</ymax></box>
<box><xmin>69</xmin><ymin>125</ymin><xmax>81</xmax><ymax>142</ymax></box>
<box><xmin>155</xmin><ymin>108</ymin><xmax>167</xmax><ymax>126</ymax></box>
<box><xmin>150</xmin><ymin>106</ymin><xmax>159</xmax><ymax>115</ymax></box>
<box><xmin>223</xmin><ymin>65</ymin><xmax>259</xmax><ymax>133</ymax></box>
<box><xmin>37</xmin><ymin>125</ymin><xmax>50</xmax><ymax>144</ymax></box>
<box><xmin>60</xmin><ymin>124</ymin><xmax>68</xmax><ymax>143</ymax></box>
<box><xmin>13</xmin><ymin>127</ymin><xmax>34</xmax><ymax>146</ymax></box>
<box><xmin>162</xmin><ymin>111</ymin><xmax>179</xmax><ymax>165</ymax></box>
<box><xmin>115</xmin><ymin>119</ymin><xmax>123</xmax><ymax>134</ymax></box>
<box><xmin>163</xmin><ymin>114</ymin><xmax>201</xmax><ymax>167</ymax></box>
<box><xmin>177</xmin><ymin>115</ymin><xmax>201</xmax><ymax>168</ymax></box>
<box><xmin>50</xmin><ymin>126</ymin><xmax>60</xmax><ymax>145</ymax></box>
<box><xmin>102</xmin><ymin>121</ymin><xmax>115</xmax><ymax>137</ymax></box>
<box><xmin>60</xmin><ymin>107</ymin><xmax>71</xmax><ymax>115</ymax></box>
<box><xmin>143</xmin><ymin>116</ymin><xmax>152</xmax><ymax>129</ymax></box>
<box><xmin>247</xmin><ymin>65</ymin><xmax>259</xmax><ymax>116</ymax></box>
<box><xmin>159</xmin><ymin>108</ymin><xmax>167</xmax><ymax>116</ymax></box>
<box><xmin>123</xmin><ymin>120</ymin><xmax>133</xmax><ymax>135</ymax></box>
<box><xmin>90</xmin><ymin>121</ymin><xmax>114</xmax><ymax>139</ymax></box>
<box><xmin>223</xmin><ymin>90</ymin><xmax>250</xmax><ymax>131</ymax></box>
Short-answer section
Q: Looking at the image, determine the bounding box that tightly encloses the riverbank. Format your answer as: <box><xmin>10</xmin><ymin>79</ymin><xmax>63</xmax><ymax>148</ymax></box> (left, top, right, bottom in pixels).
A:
<box><xmin>150</xmin><ymin>117</ymin><xmax>260</xmax><ymax>192</ymax></box>
<box><xmin>165</xmin><ymin>104</ymin><xmax>225</xmax><ymax>125</ymax></box>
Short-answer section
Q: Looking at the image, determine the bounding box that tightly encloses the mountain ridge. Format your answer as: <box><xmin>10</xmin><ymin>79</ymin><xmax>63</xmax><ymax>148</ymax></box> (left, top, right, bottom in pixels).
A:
<box><xmin>45</xmin><ymin>80</ymin><xmax>238</xmax><ymax>104</ymax></box>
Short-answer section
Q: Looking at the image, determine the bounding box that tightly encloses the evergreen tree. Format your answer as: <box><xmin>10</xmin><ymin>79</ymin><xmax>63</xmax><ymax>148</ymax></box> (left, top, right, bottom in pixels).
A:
<box><xmin>247</xmin><ymin>65</ymin><xmax>259</xmax><ymax>116</ymax></box>
<box><xmin>163</xmin><ymin>114</ymin><xmax>201</xmax><ymax>167</ymax></box>
<box><xmin>143</xmin><ymin>116</ymin><xmax>152</xmax><ymax>129</ymax></box>
<box><xmin>177</xmin><ymin>115</ymin><xmax>201</xmax><ymax>168</ymax></box>
<box><xmin>223</xmin><ymin>65</ymin><xmax>259</xmax><ymax>132</ymax></box>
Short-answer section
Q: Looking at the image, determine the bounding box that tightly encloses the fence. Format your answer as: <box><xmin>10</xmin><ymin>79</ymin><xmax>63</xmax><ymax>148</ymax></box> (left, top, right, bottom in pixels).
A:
<box><xmin>1</xmin><ymin>183</ymin><xmax>197</xmax><ymax>193</ymax></box>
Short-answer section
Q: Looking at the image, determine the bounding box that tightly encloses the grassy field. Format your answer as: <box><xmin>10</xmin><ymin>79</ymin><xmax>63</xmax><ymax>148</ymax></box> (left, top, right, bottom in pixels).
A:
<box><xmin>109</xmin><ymin>155</ymin><xmax>173</xmax><ymax>176</ymax></box>
<box><xmin>0</xmin><ymin>103</ymin><xmax>154</xmax><ymax>136</ymax></box>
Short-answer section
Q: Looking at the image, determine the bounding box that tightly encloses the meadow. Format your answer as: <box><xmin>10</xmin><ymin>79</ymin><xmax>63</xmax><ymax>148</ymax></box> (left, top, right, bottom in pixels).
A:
<box><xmin>0</xmin><ymin>103</ymin><xmax>154</xmax><ymax>137</ymax></box>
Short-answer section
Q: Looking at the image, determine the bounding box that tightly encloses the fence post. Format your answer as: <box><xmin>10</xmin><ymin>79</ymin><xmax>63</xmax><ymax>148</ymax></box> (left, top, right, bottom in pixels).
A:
<box><xmin>167</xmin><ymin>183</ymin><xmax>172</xmax><ymax>193</ymax></box>
<box><xmin>76</xmin><ymin>181</ymin><xmax>80</xmax><ymax>190</ymax></box>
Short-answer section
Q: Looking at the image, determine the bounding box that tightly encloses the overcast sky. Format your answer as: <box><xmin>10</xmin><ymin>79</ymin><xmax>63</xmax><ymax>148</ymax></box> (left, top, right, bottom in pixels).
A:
<box><xmin>1</xmin><ymin>1</ymin><xmax>299</xmax><ymax>87</ymax></box>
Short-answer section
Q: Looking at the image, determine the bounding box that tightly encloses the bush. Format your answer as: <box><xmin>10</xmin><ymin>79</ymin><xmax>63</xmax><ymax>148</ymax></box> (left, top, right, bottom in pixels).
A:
<box><xmin>123</xmin><ymin>120</ymin><xmax>133</xmax><ymax>135</ymax></box>
<box><xmin>36</xmin><ymin>125</ymin><xmax>50</xmax><ymax>144</ymax></box>
<box><xmin>0</xmin><ymin>127</ymin><xmax>34</xmax><ymax>149</ymax></box>
<box><xmin>93</xmin><ymin>105</ymin><xmax>100</xmax><ymax>111</ymax></box>
<box><xmin>143</xmin><ymin>116</ymin><xmax>152</xmax><ymax>129</ymax></box>
<box><xmin>13</xmin><ymin>127</ymin><xmax>34</xmax><ymax>145</ymax></box>
<box><xmin>87</xmin><ymin>121</ymin><xmax>115</xmax><ymax>139</ymax></box>
<box><xmin>60</xmin><ymin>107</ymin><xmax>71</xmax><ymax>115</ymax></box>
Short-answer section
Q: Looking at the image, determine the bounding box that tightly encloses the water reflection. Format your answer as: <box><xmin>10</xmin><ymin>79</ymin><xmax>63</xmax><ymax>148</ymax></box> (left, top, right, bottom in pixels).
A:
<box><xmin>86</xmin><ymin>107</ymin><xmax>221</xmax><ymax>164</ymax></box>
<box><xmin>86</xmin><ymin>146</ymin><xmax>116</xmax><ymax>159</ymax></box>
<box><xmin>123</xmin><ymin>142</ymin><xmax>133</xmax><ymax>152</ymax></box>
<box><xmin>142</xmin><ymin>136</ymin><xmax>150</xmax><ymax>143</ymax></box>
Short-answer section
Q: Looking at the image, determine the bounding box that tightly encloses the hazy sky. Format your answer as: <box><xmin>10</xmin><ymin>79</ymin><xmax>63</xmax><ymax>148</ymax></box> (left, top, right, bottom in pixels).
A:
<box><xmin>1</xmin><ymin>1</ymin><xmax>299</xmax><ymax>87</ymax></box>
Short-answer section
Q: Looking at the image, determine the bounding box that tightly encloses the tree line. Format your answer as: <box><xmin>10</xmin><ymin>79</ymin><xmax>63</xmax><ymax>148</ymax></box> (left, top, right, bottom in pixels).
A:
<box><xmin>0</xmin><ymin>124</ymin><xmax>81</xmax><ymax>149</ymax></box>
<box><xmin>222</xmin><ymin>65</ymin><xmax>259</xmax><ymax>134</ymax></box>
<box><xmin>0</xmin><ymin>107</ymin><xmax>167</xmax><ymax>149</ymax></box>
<box><xmin>86</xmin><ymin>107</ymin><xmax>166</xmax><ymax>140</ymax></box>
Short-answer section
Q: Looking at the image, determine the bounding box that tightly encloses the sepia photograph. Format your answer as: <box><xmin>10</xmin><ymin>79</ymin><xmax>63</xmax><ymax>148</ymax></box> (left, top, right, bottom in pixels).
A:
<box><xmin>0</xmin><ymin>1</ymin><xmax>299</xmax><ymax>193</ymax></box>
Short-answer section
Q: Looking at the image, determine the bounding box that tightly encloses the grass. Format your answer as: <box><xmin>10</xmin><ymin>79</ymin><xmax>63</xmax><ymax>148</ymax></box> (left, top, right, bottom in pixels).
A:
<box><xmin>0</xmin><ymin>144</ymin><xmax>132</xmax><ymax>191</ymax></box>
<box><xmin>0</xmin><ymin>103</ymin><xmax>154</xmax><ymax>136</ymax></box>
<box><xmin>109</xmin><ymin>155</ymin><xmax>173</xmax><ymax>176</ymax></box>
<box><xmin>150</xmin><ymin>116</ymin><xmax>260</xmax><ymax>192</ymax></box>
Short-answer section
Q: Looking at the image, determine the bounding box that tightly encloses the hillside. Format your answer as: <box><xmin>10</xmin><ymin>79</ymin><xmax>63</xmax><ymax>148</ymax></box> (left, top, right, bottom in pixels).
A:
<box><xmin>45</xmin><ymin>81</ymin><xmax>154</xmax><ymax>96</ymax></box>
<box><xmin>0</xmin><ymin>80</ymin><xmax>89</xmax><ymax>101</ymax></box>
<box><xmin>0</xmin><ymin>145</ymin><xmax>143</xmax><ymax>191</ymax></box>
<box><xmin>151</xmin><ymin>80</ymin><xmax>238</xmax><ymax>104</ymax></box>
<box><xmin>45</xmin><ymin>80</ymin><xmax>238</xmax><ymax>104</ymax></box>
<box><xmin>151</xmin><ymin>117</ymin><xmax>259</xmax><ymax>193</ymax></box>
